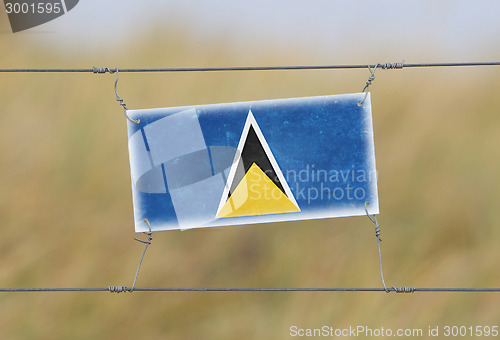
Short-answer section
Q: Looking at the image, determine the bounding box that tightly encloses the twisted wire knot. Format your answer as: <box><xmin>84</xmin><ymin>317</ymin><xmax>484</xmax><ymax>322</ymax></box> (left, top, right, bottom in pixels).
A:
<box><xmin>374</xmin><ymin>222</ymin><xmax>382</xmax><ymax>242</ymax></box>
<box><xmin>392</xmin><ymin>286</ymin><xmax>415</xmax><ymax>293</ymax></box>
<box><xmin>364</xmin><ymin>202</ymin><xmax>382</xmax><ymax>242</ymax></box>
<box><xmin>92</xmin><ymin>67</ymin><xmax>116</xmax><ymax>74</ymax></box>
<box><xmin>380</xmin><ymin>61</ymin><xmax>404</xmax><ymax>70</ymax></box>
<box><xmin>362</xmin><ymin>71</ymin><xmax>376</xmax><ymax>93</ymax></box>
<box><xmin>108</xmin><ymin>286</ymin><xmax>129</xmax><ymax>293</ymax></box>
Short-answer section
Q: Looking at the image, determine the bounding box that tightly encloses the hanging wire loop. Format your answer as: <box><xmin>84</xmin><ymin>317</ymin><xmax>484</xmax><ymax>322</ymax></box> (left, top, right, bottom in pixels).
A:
<box><xmin>364</xmin><ymin>202</ymin><xmax>389</xmax><ymax>292</ymax></box>
<box><xmin>92</xmin><ymin>66</ymin><xmax>140</xmax><ymax>124</ymax></box>
<box><xmin>364</xmin><ymin>202</ymin><xmax>415</xmax><ymax>294</ymax></box>
<box><xmin>113</xmin><ymin>68</ymin><xmax>140</xmax><ymax>124</ymax></box>
<box><xmin>358</xmin><ymin>61</ymin><xmax>404</xmax><ymax>106</ymax></box>
<box><xmin>358</xmin><ymin>64</ymin><xmax>379</xmax><ymax>106</ymax></box>
<box><xmin>107</xmin><ymin>219</ymin><xmax>154</xmax><ymax>294</ymax></box>
<box><xmin>129</xmin><ymin>219</ymin><xmax>154</xmax><ymax>292</ymax></box>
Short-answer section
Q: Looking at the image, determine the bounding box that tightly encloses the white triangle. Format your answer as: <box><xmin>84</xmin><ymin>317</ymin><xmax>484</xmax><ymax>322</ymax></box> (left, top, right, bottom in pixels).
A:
<box><xmin>216</xmin><ymin>110</ymin><xmax>299</xmax><ymax>217</ymax></box>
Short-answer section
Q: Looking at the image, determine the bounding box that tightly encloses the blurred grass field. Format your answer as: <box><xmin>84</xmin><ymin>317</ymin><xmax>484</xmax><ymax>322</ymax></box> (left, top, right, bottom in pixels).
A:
<box><xmin>1</xmin><ymin>20</ymin><xmax>500</xmax><ymax>339</ymax></box>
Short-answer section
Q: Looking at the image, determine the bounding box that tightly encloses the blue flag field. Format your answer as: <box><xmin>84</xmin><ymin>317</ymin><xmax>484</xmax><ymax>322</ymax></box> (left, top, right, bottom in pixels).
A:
<box><xmin>127</xmin><ymin>93</ymin><xmax>378</xmax><ymax>232</ymax></box>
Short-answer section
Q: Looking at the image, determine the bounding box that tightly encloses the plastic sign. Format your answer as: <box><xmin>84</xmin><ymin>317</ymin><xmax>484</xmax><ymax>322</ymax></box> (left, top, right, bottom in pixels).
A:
<box><xmin>126</xmin><ymin>93</ymin><xmax>378</xmax><ymax>232</ymax></box>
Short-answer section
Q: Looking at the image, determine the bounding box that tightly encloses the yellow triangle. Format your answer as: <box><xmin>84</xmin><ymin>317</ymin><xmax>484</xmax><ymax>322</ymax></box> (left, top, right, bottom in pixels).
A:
<box><xmin>216</xmin><ymin>163</ymin><xmax>300</xmax><ymax>218</ymax></box>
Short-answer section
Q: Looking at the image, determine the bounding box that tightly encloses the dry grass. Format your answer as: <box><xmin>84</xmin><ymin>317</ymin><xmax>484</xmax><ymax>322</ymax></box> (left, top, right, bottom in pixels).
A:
<box><xmin>1</xmin><ymin>22</ymin><xmax>499</xmax><ymax>339</ymax></box>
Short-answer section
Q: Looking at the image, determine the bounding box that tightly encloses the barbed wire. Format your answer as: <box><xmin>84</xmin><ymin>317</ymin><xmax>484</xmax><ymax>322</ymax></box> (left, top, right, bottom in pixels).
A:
<box><xmin>0</xmin><ymin>61</ymin><xmax>499</xmax><ymax>73</ymax></box>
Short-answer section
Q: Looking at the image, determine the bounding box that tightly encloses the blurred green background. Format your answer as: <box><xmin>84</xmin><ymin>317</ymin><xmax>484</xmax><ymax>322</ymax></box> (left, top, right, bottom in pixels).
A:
<box><xmin>1</xmin><ymin>2</ymin><xmax>500</xmax><ymax>339</ymax></box>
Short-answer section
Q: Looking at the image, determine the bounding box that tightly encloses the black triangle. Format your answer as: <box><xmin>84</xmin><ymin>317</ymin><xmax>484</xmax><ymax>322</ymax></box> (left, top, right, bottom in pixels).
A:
<box><xmin>228</xmin><ymin>126</ymin><xmax>286</xmax><ymax>199</ymax></box>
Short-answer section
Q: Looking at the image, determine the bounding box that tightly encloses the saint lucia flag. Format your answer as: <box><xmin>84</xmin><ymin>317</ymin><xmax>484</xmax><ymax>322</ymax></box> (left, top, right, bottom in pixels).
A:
<box><xmin>126</xmin><ymin>93</ymin><xmax>378</xmax><ymax>232</ymax></box>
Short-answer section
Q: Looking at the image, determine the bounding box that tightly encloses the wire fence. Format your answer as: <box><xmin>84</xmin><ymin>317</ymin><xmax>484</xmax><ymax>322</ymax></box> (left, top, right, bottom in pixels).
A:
<box><xmin>1</xmin><ymin>287</ymin><xmax>499</xmax><ymax>293</ymax></box>
<box><xmin>0</xmin><ymin>61</ymin><xmax>500</xmax><ymax>73</ymax></box>
<box><xmin>1</xmin><ymin>60</ymin><xmax>499</xmax><ymax>294</ymax></box>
